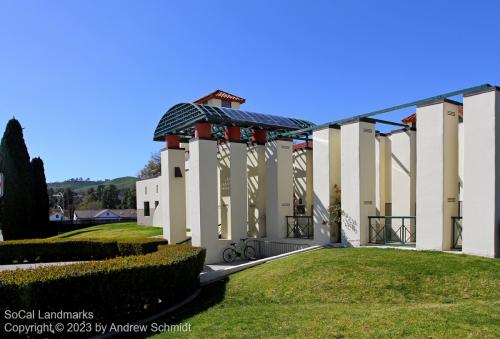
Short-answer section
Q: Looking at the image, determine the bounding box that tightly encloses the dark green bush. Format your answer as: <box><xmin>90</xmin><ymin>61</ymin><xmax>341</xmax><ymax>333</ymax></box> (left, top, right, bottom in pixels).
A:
<box><xmin>0</xmin><ymin>238</ymin><xmax>168</xmax><ymax>264</ymax></box>
<box><xmin>0</xmin><ymin>245</ymin><xmax>205</xmax><ymax>323</ymax></box>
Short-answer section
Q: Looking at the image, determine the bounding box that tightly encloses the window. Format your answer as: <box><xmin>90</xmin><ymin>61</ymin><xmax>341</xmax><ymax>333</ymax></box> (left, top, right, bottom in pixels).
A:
<box><xmin>155</xmin><ymin>201</ymin><xmax>159</xmax><ymax>208</ymax></box>
<box><xmin>144</xmin><ymin>202</ymin><xmax>150</xmax><ymax>216</ymax></box>
<box><xmin>145</xmin><ymin>186</ymin><xmax>147</xmax><ymax>195</ymax></box>
<box><xmin>221</xmin><ymin>100</ymin><xmax>231</xmax><ymax>108</ymax></box>
<box><xmin>156</xmin><ymin>185</ymin><xmax>158</xmax><ymax>193</ymax></box>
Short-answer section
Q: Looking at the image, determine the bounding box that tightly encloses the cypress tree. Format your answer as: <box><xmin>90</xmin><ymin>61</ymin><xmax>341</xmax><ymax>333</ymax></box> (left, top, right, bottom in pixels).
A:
<box><xmin>31</xmin><ymin>157</ymin><xmax>49</xmax><ymax>235</ymax></box>
<box><xmin>0</xmin><ymin>119</ymin><xmax>34</xmax><ymax>239</ymax></box>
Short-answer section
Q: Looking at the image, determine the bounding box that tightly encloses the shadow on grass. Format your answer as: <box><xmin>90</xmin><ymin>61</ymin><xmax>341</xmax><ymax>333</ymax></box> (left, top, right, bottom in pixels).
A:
<box><xmin>56</xmin><ymin>229</ymin><xmax>101</xmax><ymax>238</ymax></box>
<box><xmin>129</xmin><ymin>278</ymin><xmax>229</xmax><ymax>338</ymax></box>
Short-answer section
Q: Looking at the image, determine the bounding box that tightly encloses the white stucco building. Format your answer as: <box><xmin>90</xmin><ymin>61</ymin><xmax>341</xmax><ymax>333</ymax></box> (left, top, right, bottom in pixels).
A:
<box><xmin>137</xmin><ymin>86</ymin><xmax>499</xmax><ymax>263</ymax></box>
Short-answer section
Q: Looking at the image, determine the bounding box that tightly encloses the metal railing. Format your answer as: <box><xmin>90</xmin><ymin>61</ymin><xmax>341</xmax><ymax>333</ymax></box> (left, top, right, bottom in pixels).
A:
<box><xmin>246</xmin><ymin>239</ymin><xmax>310</xmax><ymax>259</ymax></box>
<box><xmin>452</xmin><ymin>216</ymin><xmax>463</xmax><ymax>250</ymax></box>
<box><xmin>286</xmin><ymin>215</ymin><xmax>313</xmax><ymax>239</ymax></box>
<box><xmin>368</xmin><ymin>216</ymin><xmax>416</xmax><ymax>245</ymax></box>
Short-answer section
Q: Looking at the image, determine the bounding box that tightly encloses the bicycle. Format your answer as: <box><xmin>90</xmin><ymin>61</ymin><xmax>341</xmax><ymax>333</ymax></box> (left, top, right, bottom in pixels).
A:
<box><xmin>222</xmin><ymin>238</ymin><xmax>257</xmax><ymax>263</ymax></box>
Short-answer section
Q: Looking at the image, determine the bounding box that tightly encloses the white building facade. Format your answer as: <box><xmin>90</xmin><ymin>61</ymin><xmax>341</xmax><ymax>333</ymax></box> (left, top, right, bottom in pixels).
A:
<box><xmin>137</xmin><ymin>86</ymin><xmax>499</xmax><ymax>263</ymax></box>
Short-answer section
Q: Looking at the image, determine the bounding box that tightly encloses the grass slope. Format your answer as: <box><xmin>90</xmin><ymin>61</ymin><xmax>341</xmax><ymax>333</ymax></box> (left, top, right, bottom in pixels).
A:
<box><xmin>149</xmin><ymin>248</ymin><xmax>499</xmax><ymax>338</ymax></box>
<box><xmin>48</xmin><ymin>176</ymin><xmax>138</xmax><ymax>193</ymax></box>
<box><xmin>50</xmin><ymin>222</ymin><xmax>162</xmax><ymax>240</ymax></box>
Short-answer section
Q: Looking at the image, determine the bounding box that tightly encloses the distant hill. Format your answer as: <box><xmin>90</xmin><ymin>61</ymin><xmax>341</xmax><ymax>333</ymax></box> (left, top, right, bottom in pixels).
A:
<box><xmin>48</xmin><ymin>176</ymin><xmax>138</xmax><ymax>193</ymax></box>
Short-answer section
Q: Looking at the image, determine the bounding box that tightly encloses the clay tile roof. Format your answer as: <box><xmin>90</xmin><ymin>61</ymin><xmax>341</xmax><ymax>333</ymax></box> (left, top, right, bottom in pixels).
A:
<box><xmin>401</xmin><ymin>106</ymin><xmax>463</xmax><ymax>124</ymax></box>
<box><xmin>193</xmin><ymin>90</ymin><xmax>246</xmax><ymax>104</ymax></box>
<box><xmin>293</xmin><ymin>141</ymin><xmax>313</xmax><ymax>150</ymax></box>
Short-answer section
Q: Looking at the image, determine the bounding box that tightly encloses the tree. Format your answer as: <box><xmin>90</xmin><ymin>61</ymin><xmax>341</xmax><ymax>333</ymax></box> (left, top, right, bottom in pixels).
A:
<box><xmin>120</xmin><ymin>187</ymin><xmax>136</xmax><ymax>209</ymax></box>
<box><xmin>31</xmin><ymin>157</ymin><xmax>49</xmax><ymax>235</ymax></box>
<box><xmin>0</xmin><ymin>119</ymin><xmax>34</xmax><ymax>239</ymax></box>
<box><xmin>138</xmin><ymin>152</ymin><xmax>161</xmax><ymax>179</ymax></box>
<box><xmin>101</xmin><ymin>184</ymin><xmax>118</xmax><ymax>209</ymax></box>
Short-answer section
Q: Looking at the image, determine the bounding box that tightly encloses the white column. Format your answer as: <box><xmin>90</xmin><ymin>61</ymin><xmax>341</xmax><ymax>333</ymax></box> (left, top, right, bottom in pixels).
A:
<box><xmin>390</xmin><ymin>129</ymin><xmax>417</xmax><ymax>241</ymax></box>
<box><xmin>265</xmin><ymin>139</ymin><xmax>293</xmax><ymax>240</ymax></box>
<box><xmin>313</xmin><ymin>127</ymin><xmax>341</xmax><ymax>244</ymax></box>
<box><xmin>375</xmin><ymin>134</ymin><xmax>391</xmax><ymax>216</ymax></box>
<box><xmin>247</xmin><ymin>144</ymin><xmax>266</xmax><ymax>237</ymax></box>
<box><xmin>160</xmin><ymin>148</ymin><xmax>186</xmax><ymax>244</ymax></box>
<box><xmin>463</xmin><ymin>88</ymin><xmax>500</xmax><ymax>258</ymax></box>
<box><xmin>228</xmin><ymin>142</ymin><xmax>248</xmax><ymax>241</ymax></box>
<box><xmin>189</xmin><ymin>138</ymin><xmax>219</xmax><ymax>263</ymax></box>
<box><xmin>218</xmin><ymin>144</ymin><xmax>230</xmax><ymax>239</ymax></box>
<box><xmin>341</xmin><ymin>121</ymin><xmax>376</xmax><ymax>246</ymax></box>
<box><xmin>293</xmin><ymin>147</ymin><xmax>313</xmax><ymax>214</ymax></box>
<box><xmin>416</xmin><ymin>100</ymin><xmax>459</xmax><ymax>251</ymax></box>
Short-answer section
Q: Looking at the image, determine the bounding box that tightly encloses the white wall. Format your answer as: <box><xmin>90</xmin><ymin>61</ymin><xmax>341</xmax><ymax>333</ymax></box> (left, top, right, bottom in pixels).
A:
<box><xmin>375</xmin><ymin>134</ymin><xmax>391</xmax><ymax>216</ymax></box>
<box><xmin>462</xmin><ymin>88</ymin><xmax>500</xmax><ymax>258</ymax></box>
<box><xmin>247</xmin><ymin>144</ymin><xmax>266</xmax><ymax>237</ymax></box>
<box><xmin>390</xmin><ymin>129</ymin><xmax>416</xmax><ymax>241</ymax></box>
<box><xmin>313</xmin><ymin>127</ymin><xmax>341</xmax><ymax>244</ymax></box>
<box><xmin>160</xmin><ymin>148</ymin><xmax>187</xmax><ymax>244</ymax></box>
<box><xmin>265</xmin><ymin>139</ymin><xmax>293</xmax><ymax>241</ymax></box>
<box><xmin>189</xmin><ymin>138</ymin><xmax>221</xmax><ymax>263</ymax></box>
<box><xmin>293</xmin><ymin>147</ymin><xmax>313</xmax><ymax>214</ymax></box>
<box><xmin>341</xmin><ymin>121</ymin><xmax>376</xmax><ymax>246</ymax></box>
<box><xmin>416</xmin><ymin>100</ymin><xmax>459</xmax><ymax>251</ymax></box>
<box><xmin>136</xmin><ymin>176</ymin><xmax>161</xmax><ymax>226</ymax></box>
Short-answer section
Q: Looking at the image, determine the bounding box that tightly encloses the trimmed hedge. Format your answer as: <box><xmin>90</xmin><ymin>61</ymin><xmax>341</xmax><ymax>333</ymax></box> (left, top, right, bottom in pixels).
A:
<box><xmin>0</xmin><ymin>238</ymin><xmax>168</xmax><ymax>264</ymax></box>
<box><xmin>0</xmin><ymin>245</ymin><xmax>205</xmax><ymax>323</ymax></box>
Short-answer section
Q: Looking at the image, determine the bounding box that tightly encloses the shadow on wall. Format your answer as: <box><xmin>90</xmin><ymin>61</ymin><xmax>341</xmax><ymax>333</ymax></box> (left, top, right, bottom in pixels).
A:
<box><xmin>341</xmin><ymin>211</ymin><xmax>359</xmax><ymax>247</ymax></box>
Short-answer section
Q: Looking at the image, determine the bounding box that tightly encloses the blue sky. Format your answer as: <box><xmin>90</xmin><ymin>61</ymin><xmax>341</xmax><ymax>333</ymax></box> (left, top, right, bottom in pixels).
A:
<box><xmin>1</xmin><ymin>0</ymin><xmax>499</xmax><ymax>182</ymax></box>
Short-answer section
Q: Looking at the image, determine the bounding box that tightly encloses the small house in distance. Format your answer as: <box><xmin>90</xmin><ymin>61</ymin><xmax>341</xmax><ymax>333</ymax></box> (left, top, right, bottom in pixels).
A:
<box><xmin>73</xmin><ymin>209</ymin><xmax>137</xmax><ymax>223</ymax></box>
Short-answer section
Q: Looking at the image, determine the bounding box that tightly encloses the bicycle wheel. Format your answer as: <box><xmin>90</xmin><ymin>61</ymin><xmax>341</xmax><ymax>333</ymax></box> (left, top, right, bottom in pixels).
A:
<box><xmin>223</xmin><ymin>248</ymin><xmax>237</xmax><ymax>263</ymax></box>
<box><xmin>244</xmin><ymin>245</ymin><xmax>256</xmax><ymax>260</ymax></box>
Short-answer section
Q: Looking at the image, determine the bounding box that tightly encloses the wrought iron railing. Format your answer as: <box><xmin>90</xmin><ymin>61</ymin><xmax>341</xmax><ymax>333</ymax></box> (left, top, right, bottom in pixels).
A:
<box><xmin>246</xmin><ymin>239</ymin><xmax>310</xmax><ymax>259</ymax></box>
<box><xmin>451</xmin><ymin>216</ymin><xmax>462</xmax><ymax>250</ymax></box>
<box><xmin>286</xmin><ymin>215</ymin><xmax>313</xmax><ymax>239</ymax></box>
<box><xmin>368</xmin><ymin>216</ymin><xmax>416</xmax><ymax>245</ymax></box>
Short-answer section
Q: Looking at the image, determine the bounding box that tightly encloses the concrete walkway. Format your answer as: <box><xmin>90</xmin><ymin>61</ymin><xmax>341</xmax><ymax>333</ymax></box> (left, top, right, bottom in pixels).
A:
<box><xmin>0</xmin><ymin>261</ymin><xmax>82</xmax><ymax>271</ymax></box>
<box><xmin>199</xmin><ymin>245</ymin><xmax>322</xmax><ymax>285</ymax></box>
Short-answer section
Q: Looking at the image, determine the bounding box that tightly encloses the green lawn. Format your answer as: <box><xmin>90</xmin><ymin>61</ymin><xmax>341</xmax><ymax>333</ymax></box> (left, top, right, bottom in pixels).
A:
<box><xmin>147</xmin><ymin>248</ymin><xmax>499</xmax><ymax>338</ymax></box>
<box><xmin>50</xmin><ymin>222</ymin><xmax>162</xmax><ymax>240</ymax></box>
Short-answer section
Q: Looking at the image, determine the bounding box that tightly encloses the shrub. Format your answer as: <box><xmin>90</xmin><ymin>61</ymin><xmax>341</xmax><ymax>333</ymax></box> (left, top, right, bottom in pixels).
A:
<box><xmin>0</xmin><ymin>238</ymin><xmax>168</xmax><ymax>264</ymax></box>
<box><xmin>0</xmin><ymin>245</ymin><xmax>205</xmax><ymax>323</ymax></box>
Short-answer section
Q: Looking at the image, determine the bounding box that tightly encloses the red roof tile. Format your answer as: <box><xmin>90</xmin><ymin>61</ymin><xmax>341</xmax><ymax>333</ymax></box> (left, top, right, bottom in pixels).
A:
<box><xmin>194</xmin><ymin>90</ymin><xmax>246</xmax><ymax>104</ymax></box>
<box><xmin>293</xmin><ymin>141</ymin><xmax>313</xmax><ymax>150</ymax></box>
<box><xmin>401</xmin><ymin>106</ymin><xmax>463</xmax><ymax>124</ymax></box>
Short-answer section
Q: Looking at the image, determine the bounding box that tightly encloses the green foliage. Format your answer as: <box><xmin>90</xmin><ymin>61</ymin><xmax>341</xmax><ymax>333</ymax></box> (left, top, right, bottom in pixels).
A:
<box><xmin>0</xmin><ymin>245</ymin><xmax>205</xmax><ymax>323</ymax></box>
<box><xmin>120</xmin><ymin>187</ymin><xmax>136</xmax><ymax>209</ymax></box>
<box><xmin>0</xmin><ymin>119</ymin><xmax>34</xmax><ymax>240</ymax></box>
<box><xmin>138</xmin><ymin>152</ymin><xmax>161</xmax><ymax>179</ymax></box>
<box><xmin>48</xmin><ymin>176</ymin><xmax>137</xmax><ymax>193</ymax></box>
<box><xmin>0</xmin><ymin>238</ymin><xmax>168</xmax><ymax>264</ymax></box>
<box><xmin>101</xmin><ymin>184</ymin><xmax>119</xmax><ymax>208</ymax></box>
<box><xmin>30</xmin><ymin>157</ymin><xmax>49</xmax><ymax>230</ymax></box>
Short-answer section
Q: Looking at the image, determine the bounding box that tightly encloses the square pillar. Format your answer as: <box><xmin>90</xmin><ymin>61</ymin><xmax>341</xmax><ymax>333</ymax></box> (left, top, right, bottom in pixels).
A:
<box><xmin>247</xmin><ymin>144</ymin><xmax>266</xmax><ymax>237</ymax></box>
<box><xmin>229</xmin><ymin>142</ymin><xmax>248</xmax><ymax>240</ymax></box>
<box><xmin>189</xmin><ymin>138</ymin><xmax>219</xmax><ymax>263</ymax></box>
<box><xmin>463</xmin><ymin>87</ymin><xmax>500</xmax><ymax>258</ymax></box>
<box><xmin>313</xmin><ymin>127</ymin><xmax>341</xmax><ymax>244</ymax></box>
<box><xmin>293</xmin><ymin>147</ymin><xmax>313</xmax><ymax>214</ymax></box>
<box><xmin>390</xmin><ymin>129</ymin><xmax>417</xmax><ymax>241</ymax></box>
<box><xmin>375</xmin><ymin>134</ymin><xmax>391</xmax><ymax>216</ymax></box>
<box><xmin>340</xmin><ymin>121</ymin><xmax>376</xmax><ymax>246</ymax></box>
<box><xmin>218</xmin><ymin>142</ymin><xmax>247</xmax><ymax>240</ymax></box>
<box><xmin>265</xmin><ymin>139</ymin><xmax>293</xmax><ymax>240</ymax></box>
<box><xmin>416</xmin><ymin>99</ymin><xmax>460</xmax><ymax>251</ymax></box>
<box><xmin>160</xmin><ymin>148</ymin><xmax>187</xmax><ymax>244</ymax></box>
